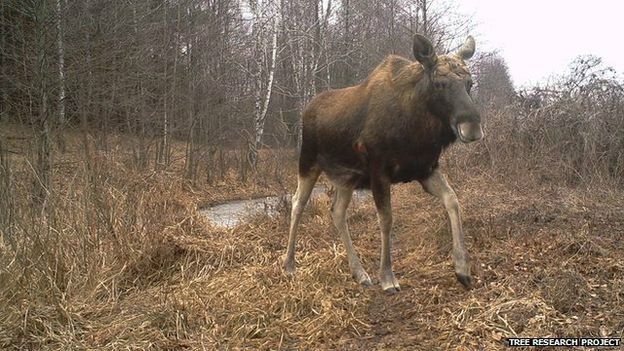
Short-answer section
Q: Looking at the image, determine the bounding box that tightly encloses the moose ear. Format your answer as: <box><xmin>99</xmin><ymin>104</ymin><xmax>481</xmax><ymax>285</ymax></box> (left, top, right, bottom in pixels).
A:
<box><xmin>413</xmin><ymin>34</ymin><xmax>437</xmax><ymax>71</ymax></box>
<box><xmin>456</xmin><ymin>35</ymin><xmax>475</xmax><ymax>60</ymax></box>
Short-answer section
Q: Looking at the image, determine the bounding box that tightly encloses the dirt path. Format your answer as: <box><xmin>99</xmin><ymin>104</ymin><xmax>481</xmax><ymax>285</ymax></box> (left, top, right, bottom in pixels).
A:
<box><xmin>159</xmin><ymin>175</ymin><xmax>623</xmax><ymax>350</ymax></box>
<box><xmin>8</xmin><ymin>173</ymin><xmax>621</xmax><ymax>350</ymax></box>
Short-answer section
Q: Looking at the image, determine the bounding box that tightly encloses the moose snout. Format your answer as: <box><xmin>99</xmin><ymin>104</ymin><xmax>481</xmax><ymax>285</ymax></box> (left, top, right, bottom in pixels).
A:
<box><xmin>457</xmin><ymin>121</ymin><xmax>483</xmax><ymax>143</ymax></box>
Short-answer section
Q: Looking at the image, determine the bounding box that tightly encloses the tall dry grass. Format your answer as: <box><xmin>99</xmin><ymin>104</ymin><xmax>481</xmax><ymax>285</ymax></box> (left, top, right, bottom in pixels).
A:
<box><xmin>450</xmin><ymin>56</ymin><xmax>624</xmax><ymax>189</ymax></box>
<box><xmin>0</xmin><ymin>128</ymin><xmax>299</xmax><ymax>349</ymax></box>
<box><xmin>0</xmin><ymin>150</ymin><xmax>185</xmax><ymax>347</ymax></box>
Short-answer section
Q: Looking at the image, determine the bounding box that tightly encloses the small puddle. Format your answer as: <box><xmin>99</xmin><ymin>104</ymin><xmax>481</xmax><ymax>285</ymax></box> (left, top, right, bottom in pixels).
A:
<box><xmin>200</xmin><ymin>186</ymin><xmax>371</xmax><ymax>229</ymax></box>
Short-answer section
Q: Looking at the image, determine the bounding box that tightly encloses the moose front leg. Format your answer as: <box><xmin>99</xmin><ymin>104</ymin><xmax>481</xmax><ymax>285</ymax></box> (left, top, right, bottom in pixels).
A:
<box><xmin>420</xmin><ymin>169</ymin><xmax>472</xmax><ymax>289</ymax></box>
<box><xmin>371</xmin><ymin>174</ymin><xmax>400</xmax><ymax>293</ymax></box>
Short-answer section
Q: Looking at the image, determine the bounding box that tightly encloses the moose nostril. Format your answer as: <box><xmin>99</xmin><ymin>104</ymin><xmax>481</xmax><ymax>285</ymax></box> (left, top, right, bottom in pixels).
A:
<box><xmin>457</xmin><ymin>122</ymin><xmax>483</xmax><ymax>142</ymax></box>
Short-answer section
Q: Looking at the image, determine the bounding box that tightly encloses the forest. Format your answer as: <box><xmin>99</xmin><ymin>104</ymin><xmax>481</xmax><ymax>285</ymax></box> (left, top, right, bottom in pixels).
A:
<box><xmin>1</xmin><ymin>0</ymin><xmax>623</xmax><ymax>349</ymax></box>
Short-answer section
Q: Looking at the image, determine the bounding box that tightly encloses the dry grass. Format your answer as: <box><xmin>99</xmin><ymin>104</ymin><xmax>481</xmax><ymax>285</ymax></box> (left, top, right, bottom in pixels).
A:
<box><xmin>1</xmin><ymin>125</ymin><xmax>623</xmax><ymax>350</ymax></box>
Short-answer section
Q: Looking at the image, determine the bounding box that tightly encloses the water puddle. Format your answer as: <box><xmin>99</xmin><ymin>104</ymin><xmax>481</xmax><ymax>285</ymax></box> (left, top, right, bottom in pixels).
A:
<box><xmin>200</xmin><ymin>186</ymin><xmax>371</xmax><ymax>229</ymax></box>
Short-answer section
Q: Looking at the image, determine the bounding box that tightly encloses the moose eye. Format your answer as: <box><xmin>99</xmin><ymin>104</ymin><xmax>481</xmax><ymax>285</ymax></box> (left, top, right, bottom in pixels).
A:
<box><xmin>434</xmin><ymin>81</ymin><xmax>446</xmax><ymax>90</ymax></box>
<box><xmin>466</xmin><ymin>80</ymin><xmax>473</xmax><ymax>92</ymax></box>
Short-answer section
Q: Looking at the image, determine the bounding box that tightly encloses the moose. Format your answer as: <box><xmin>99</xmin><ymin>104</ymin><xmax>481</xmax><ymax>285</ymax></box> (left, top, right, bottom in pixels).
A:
<box><xmin>284</xmin><ymin>34</ymin><xmax>483</xmax><ymax>292</ymax></box>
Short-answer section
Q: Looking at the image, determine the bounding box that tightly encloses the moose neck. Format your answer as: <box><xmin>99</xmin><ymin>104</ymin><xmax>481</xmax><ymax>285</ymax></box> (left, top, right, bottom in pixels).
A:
<box><xmin>400</xmin><ymin>83</ymin><xmax>458</xmax><ymax>149</ymax></box>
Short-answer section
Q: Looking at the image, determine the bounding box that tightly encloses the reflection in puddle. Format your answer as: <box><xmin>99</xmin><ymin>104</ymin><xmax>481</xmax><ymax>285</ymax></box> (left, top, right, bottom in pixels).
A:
<box><xmin>200</xmin><ymin>186</ymin><xmax>371</xmax><ymax>229</ymax></box>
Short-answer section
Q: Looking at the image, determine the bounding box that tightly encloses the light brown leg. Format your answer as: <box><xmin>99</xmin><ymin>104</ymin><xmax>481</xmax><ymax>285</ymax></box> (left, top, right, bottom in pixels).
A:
<box><xmin>420</xmin><ymin>169</ymin><xmax>472</xmax><ymax>288</ymax></box>
<box><xmin>284</xmin><ymin>169</ymin><xmax>321</xmax><ymax>275</ymax></box>
<box><xmin>332</xmin><ymin>185</ymin><xmax>372</xmax><ymax>285</ymax></box>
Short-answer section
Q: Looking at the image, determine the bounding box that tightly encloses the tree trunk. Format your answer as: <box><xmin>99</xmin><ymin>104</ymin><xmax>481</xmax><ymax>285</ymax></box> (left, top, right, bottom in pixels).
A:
<box><xmin>341</xmin><ymin>0</ymin><xmax>351</xmax><ymax>87</ymax></box>
<box><xmin>56</xmin><ymin>0</ymin><xmax>66</xmax><ymax>152</ymax></box>
<box><xmin>157</xmin><ymin>3</ymin><xmax>172</xmax><ymax>169</ymax></box>
<box><xmin>0</xmin><ymin>1</ymin><xmax>7</xmax><ymax>123</ymax></box>
<box><xmin>34</xmin><ymin>2</ymin><xmax>52</xmax><ymax>208</ymax></box>
<box><xmin>184</xmin><ymin>7</ymin><xmax>198</xmax><ymax>179</ymax></box>
<box><xmin>420</xmin><ymin>0</ymin><xmax>429</xmax><ymax>37</ymax></box>
<box><xmin>79</xmin><ymin>0</ymin><xmax>94</xmax><ymax>170</ymax></box>
<box><xmin>250</xmin><ymin>11</ymin><xmax>278</xmax><ymax>168</ymax></box>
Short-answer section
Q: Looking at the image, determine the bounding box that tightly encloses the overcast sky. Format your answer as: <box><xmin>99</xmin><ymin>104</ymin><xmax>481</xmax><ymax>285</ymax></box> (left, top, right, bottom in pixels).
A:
<box><xmin>456</xmin><ymin>0</ymin><xmax>622</xmax><ymax>88</ymax></box>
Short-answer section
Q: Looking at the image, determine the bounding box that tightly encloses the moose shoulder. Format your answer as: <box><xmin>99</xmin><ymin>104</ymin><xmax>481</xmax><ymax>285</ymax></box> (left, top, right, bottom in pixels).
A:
<box><xmin>285</xmin><ymin>34</ymin><xmax>483</xmax><ymax>292</ymax></box>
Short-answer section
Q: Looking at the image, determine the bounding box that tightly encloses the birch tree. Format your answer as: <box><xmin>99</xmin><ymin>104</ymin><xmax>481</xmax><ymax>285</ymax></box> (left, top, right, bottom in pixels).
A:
<box><xmin>248</xmin><ymin>0</ymin><xmax>280</xmax><ymax>167</ymax></box>
<box><xmin>280</xmin><ymin>0</ymin><xmax>333</xmax><ymax>150</ymax></box>
<box><xmin>0</xmin><ymin>0</ymin><xmax>478</xmax><ymax>181</ymax></box>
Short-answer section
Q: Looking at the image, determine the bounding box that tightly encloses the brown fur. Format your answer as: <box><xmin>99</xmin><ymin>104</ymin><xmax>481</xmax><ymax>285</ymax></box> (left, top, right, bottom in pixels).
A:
<box><xmin>299</xmin><ymin>54</ymin><xmax>474</xmax><ymax>189</ymax></box>
<box><xmin>288</xmin><ymin>35</ymin><xmax>480</xmax><ymax>291</ymax></box>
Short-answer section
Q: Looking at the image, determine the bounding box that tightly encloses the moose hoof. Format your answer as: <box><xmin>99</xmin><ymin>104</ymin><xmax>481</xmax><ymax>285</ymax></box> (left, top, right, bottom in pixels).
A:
<box><xmin>456</xmin><ymin>273</ymin><xmax>473</xmax><ymax>289</ymax></box>
<box><xmin>354</xmin><ymin>271</ymin><xmax>373</xmax><ymax>287</ymax></box>
<box><xmin>283</xmin><ymin>262</ymin><xmax>296</xmax><ymax>277</ymax></box>
<box><xmin>383</xmin><ymin>286</ymin><xmax>400</xmax><ymax>294</ymax></box>
<box><xmin>381</xmin><ymin>277</ymin><xmax>401</xmax><ymax>294</ymax></box>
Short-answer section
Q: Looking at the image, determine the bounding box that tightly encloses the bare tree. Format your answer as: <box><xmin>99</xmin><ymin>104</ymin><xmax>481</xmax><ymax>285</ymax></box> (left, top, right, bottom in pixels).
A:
<box><xmin>249</xmin><ymin>0</ymin><xmax>280</xmax><ymax>167</ymax></box>
<box><xmin>1</xmin><ymin>0</ymin><xmax>477</xmax><ymax>181</ymax></box>
<box><xmin>473</xmin><ymin>52</ymin><xmax>516</xmax><ymax>107</ymax></box>
<box><xmin>0</xmin><ymin>1</ymin><xmax>7</xmax><ymax>123</ymax></box>
<box><xmin>56</xmin><ymin>0</ymin><xmax>65</xmax><ymax>127</ymax></box>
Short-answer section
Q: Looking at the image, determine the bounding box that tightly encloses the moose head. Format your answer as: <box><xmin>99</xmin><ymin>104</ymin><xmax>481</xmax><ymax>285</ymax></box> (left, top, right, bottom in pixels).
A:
<box><xmin>413</xmin><ymin>34</ymin><xmax>483</xmax><ymax>143</ymax></box>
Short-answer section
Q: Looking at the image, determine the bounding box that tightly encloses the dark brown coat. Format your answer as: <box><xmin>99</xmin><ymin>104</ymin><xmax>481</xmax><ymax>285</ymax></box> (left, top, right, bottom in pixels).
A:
<box><xmin>299</xmin><ymin>53</ymin><xmax>477</xmax><ymax>188</ymax></box>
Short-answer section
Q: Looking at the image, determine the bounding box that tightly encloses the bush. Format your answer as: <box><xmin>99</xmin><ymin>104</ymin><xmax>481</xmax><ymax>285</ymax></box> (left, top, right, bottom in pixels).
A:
<box><xmin>455</xmin><ymin>55</ymin><xmax>624</xmax><ymax>188</ymax></box>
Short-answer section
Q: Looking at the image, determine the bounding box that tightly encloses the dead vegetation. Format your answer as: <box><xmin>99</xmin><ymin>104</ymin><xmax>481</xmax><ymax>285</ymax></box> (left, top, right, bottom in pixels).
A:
<box><xmin>1</xmin><ymin>124</ymin><xmax>623</xmax><ymax>350</ymax></box>
<box><xmin>1</xmin><ymin>58</ymin><xmax>623</xmax><ymax>349</ymax></box>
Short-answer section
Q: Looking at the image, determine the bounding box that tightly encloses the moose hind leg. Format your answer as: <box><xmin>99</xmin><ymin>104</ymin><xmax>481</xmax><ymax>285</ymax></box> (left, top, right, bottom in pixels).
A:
<box><xmin>420</xmin><ymin>169</ymin><xmax>472</xmax><ymax>289</ymax></box>
<box><xmin>332</xmin><ymin>186</ymin><xmax>372</xmax><ymax>286</ymax></box>
<box><xmin>284</xmin><ymin>168</ymin><xmax>321</xmax><ymax>275</ymax></box>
